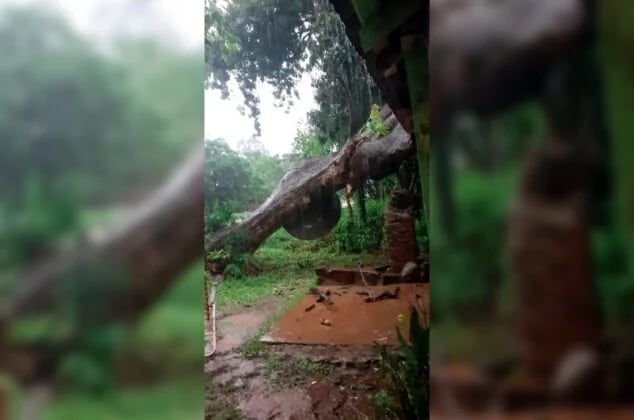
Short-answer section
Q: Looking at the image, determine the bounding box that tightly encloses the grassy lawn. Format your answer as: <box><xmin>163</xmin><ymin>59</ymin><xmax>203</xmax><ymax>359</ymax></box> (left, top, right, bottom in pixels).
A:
<box><xmin>216</xmin><ymin>229</ymin><xmax>383</xmax><ymax>313</ymax></box>
<box><xmin>38</xmin><ymin>263</ymin><xmax>204</xmax><ymax>420</ymax></box>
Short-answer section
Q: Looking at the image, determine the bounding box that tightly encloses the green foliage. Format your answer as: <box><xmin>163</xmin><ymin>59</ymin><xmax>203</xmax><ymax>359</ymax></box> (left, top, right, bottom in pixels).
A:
<box><xmin>378</xmin><ymin>307</ymin><xmax>429</xmax><ymax>420</ymax></box>
<box><xmin>368</xmin><ymin>390</ymin><xmax>399</xmax><ymax>419</ymax></box>
<box><xmin>334</xmin><ymin>199</ymin><xmax>385</xmax><ymax>253</ymax></box>
<box><xmin>207</xmin><ymin>249</ymin><xmax>231</xmax><ymax>265</ymax></box>
<box><xmin>415</xmin><ymin>217</ymin><xmax>430</xmax><ymax>255</ymax></box>
<box><xmin>128</xmin><ymin>264</ymin><xmax>203</xmax><ymax>373</ymax></box>
<box><xmin>262</xmin><ymin>354</ymin><xmax>331</xmax><ymax>389</ymax></box>
<box><xmin>242</xmin><ymin>154</ymin><xmax>286</xmax><ymax>199</ymax></box>
<box><xmin>223</xmin><ymin>263</ymin><xmax>244</xmax><ymax>280</ymax></box>
<box><xmin>204</xmin><ymin>138</ymin><xmax>286</xmax><ymax>236</ymax></box>
<box><xmin>42</xmin><ymin>377</ymin><xmax>203</xmax><ymax>420</ymax></box>
<box><xmin>0</xmin><ymin>176</ymin><xmax>78</xmax><ymax>266</ymax></box>
<box><xmin>291</xmin><ymin>127</ymin><xmax>332</xmax><ymax>159</ymax></box>
<box><xmin>592</xmin><ymin>226</ymin><xmax>634</xmax><ymax>322</ymax></box>
<box><xmin>218</xmin><ymin>229</ymin><xmax>377</xmax><ymax>313</ymax></box>
<box><xmin>57</xmin><ymin>326</ymin><xmax>124</xmax><ymax>394</ymax></box>
<box><xmin>205</xmin><ymin>203</ymin><xmax>236</xmax><ymax>236</ymax></box>
<box><xmin>205</xmin><ymin>0</ymin><xmax>241</xmax><ymax>64</ymax></box>
<box><xmin>0</xmin><ymin>5</ymin><xmax>203</xmax><ymax>418</ymax></box>
<box><xmin>204</xmin><ymin>139</ymin><xmax>255</xmax><ymax>224</ymax></box>
<box><xmin>9</xmin><ymin>315</ymin><xmax>72</xmax><ymax>346</ymax></box>
<box><xmin>432</xmin><ymin>171</ymin><xmax>514</xmax><ymax>320</ymax></box>
<box><xmin>363</xmin><ymin>104</ymin><xmax>390</xmax><ymax>136</ymax></box>
<box><xmin>205</xmin><ymin>0</ymin><xmax>315</xmax><ymax>133</ymax></box>
<box><xmin>205</xmin><ymin>0</ymin><xmax>379</xmax><ymax>140</ymax></box>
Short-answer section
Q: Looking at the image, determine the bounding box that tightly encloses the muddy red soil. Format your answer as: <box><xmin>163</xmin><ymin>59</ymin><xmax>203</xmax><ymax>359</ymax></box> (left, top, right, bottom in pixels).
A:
<box><xmin>262</xmin><ymin>284</ymin><xmax>427</xmax><ymax>346</ymax></box>
<box><xmin>205</xmin><ymin>297</ymin><xmax>386</xmax><ymax>419</ymax></box>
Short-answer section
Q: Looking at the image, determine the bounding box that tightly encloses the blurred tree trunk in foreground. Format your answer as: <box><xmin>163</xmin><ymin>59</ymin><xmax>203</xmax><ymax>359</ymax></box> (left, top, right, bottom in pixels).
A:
<box><xmin>1</xmin><ymin>148</ymin><xmax>203</xmax><ymax>382</ymax></box>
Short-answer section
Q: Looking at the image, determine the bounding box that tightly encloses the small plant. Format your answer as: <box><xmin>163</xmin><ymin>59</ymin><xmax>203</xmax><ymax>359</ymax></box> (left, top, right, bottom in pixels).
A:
<box><xmin>223</xmin><ymin>263</ymin><xmax>243</xmax><ymax>279</ymax></box>
<box><xmin>378</xmin><ymin>306</ymin><xmax>429</xmax><ymax>420</ymax></box>
<box><xmin>364</xmin><ymin>104</ymin><xmax>390</xmax><ymax>136</ymax></box>
<box><xmin>369</xmin><ymin>390</ymin><xmax>399</xmax><ymax>419</ymax></box>
<box><xmin>240</xmin><ymin>333</ymin><xmax>266</xmax><ymax>358</ymax></box>
<box><xmin>262</xmin><ymin>354</ymin><xmax>331</xmax><ymax>389</ymax></box>
<box><xmin>207</xmin><ymin>249</ymin><xmax>230</xmax><ymax>264</ymax></box>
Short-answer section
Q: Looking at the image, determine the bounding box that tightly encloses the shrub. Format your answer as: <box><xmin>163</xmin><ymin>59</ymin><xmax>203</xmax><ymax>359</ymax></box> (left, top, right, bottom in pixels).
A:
<box><xmin>334</xmin><ymin>199</ymin><xmax>385</xmax><ymax>253</ymax></box>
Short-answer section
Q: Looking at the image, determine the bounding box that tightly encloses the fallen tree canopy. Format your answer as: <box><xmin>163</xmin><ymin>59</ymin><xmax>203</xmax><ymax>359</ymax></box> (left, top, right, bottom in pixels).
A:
<box><xmin>205</xmin><ymin>105</ymin><xmax>413</xmax><ymax>259</ymax></box>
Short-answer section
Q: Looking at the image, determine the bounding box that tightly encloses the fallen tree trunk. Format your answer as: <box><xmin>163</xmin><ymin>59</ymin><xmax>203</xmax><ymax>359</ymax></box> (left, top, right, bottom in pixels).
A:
<box><xmin>2</xmin><ymin>147</ymin><xmax>204</xmax><ymax>323</ymax></box>
<box><xmin>0</xmin><ymin>148</ymin><xmax>203</xmax><ymax>382</ymax></box>
<box><xmin>205</xmin><ymin>105</ymin><xmax>413</xmax><ymax>256</ymax></box>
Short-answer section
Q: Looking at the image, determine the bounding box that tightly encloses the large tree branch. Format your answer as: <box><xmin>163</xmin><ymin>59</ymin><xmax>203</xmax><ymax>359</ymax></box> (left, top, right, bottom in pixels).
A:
<box><xmin>205</xmin><ymin>105</ymin><xmax>412</xmax><ymax>255</ymax></box>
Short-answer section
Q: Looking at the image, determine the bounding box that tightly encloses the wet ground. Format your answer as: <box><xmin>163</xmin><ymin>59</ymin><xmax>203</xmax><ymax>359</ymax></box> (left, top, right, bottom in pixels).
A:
<box><xmin>262</xmin><ymin>284</ymin><xmax>427</xmax><ymax>346</ymax></box>
<box><xmin>204</xmin><ymin>285</ymin><xmax>634</xmax><ymax>419</ymax></box>
<box><xmin>205</xmin><ymin>297</ymin><xmax>384</xmax><ymax>419</ymax></box>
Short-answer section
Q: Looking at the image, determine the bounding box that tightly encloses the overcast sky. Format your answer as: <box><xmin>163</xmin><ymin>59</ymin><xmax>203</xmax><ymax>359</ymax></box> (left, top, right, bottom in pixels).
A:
<box><xmin>5</xmin><ymin>0</ymin><xmax>316</xmax><ymax>156</ymax></box>
<box><xmin>205</xmin><ymin>75</ymin><xmax>316</xmax><ymax>156</ymax></box>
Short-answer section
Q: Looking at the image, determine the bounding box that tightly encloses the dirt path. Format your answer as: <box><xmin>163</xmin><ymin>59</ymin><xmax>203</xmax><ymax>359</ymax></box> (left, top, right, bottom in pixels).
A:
<box><xmin>204</xmin><ymin>299</ymin><xmax>383</xmax><ymax>419</ymax></box>
<box><xmin>205</xmin><ymin>298</ymin><xmax>280</xmax><ymax>357</ymax></box>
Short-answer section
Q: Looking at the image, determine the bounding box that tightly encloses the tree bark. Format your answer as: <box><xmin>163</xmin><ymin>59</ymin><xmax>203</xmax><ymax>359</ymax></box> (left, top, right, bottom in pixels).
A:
<box><xmin>430</xmin><ymin>0</ymin><xmax>587</xmax><ymax>131</ymax></box>
<box><xmin>205</xmin><ymin>105</ymin><xmax>412</xmax><ymax>257</ymax></box>
<box><xmin>2</xmin><ymin>147</ymin><xmax>204</xmax><ymax>323</ymax></box>
<box><xmin>357</xmin><ymin>183</ymin><xmax>367</xmax><ymax>224</ymax></box>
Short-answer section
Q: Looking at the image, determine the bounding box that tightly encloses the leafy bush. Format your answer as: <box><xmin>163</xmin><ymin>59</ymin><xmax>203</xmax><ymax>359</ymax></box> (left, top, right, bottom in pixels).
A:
<box><xmin>205</xmin><ymin>202</ymin><xmax>235</xmax><ymax>236</ymax></box>
<box><xmin>334</xmin><ymin>198</ymin><xmax>385</xmax><ymax>253</ymax></box>
<box><xmin>223</xmin><ymin>263</ymin><xmax>244</xmax><ymax>279</ymax></box>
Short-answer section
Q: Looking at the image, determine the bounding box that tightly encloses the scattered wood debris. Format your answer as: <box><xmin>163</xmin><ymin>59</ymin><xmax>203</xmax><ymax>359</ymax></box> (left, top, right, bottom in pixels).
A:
<box><xmin>305</xmin><ymin>303</ymin><xmax>316</xmax><ymax>312</ymax></box>
<box><xmin>308</xmin><ymin>287</ymin><xmax>333</xmax><ymax>305</ymax></box>
<box><xmin>373</xmin><ymin>337</ymin><xmax>388</xmax><ymax>345</ymax></box>
<box><xmin>376</xmin><ymin>286</ymin><xmax>400</xmax><ymax>301</ymax></box>
<box><xmin>358</xmin><ymin>263</ymin><xmax>374</xmax><ymax>301</ymax></box>
<box><xmin>359</xmin><ymin>286</ymin><xmax>400</xmax><ymax>303</ymax></box>
<box><xmin>373</xmin><ymin>264</ymin><xmax>390</xmax><ymax>273</ymax></box>
<box><xmin>320</xmin><ymin>318</ymin><xmax>332</xmax><ymax>326</ymax></box>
